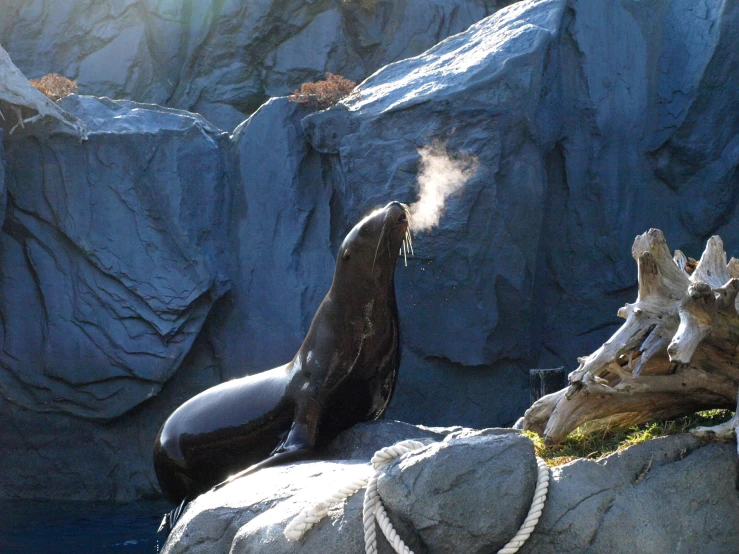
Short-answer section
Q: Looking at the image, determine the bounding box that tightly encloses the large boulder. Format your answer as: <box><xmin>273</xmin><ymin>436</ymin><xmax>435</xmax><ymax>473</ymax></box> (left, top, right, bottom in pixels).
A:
<box><xmin>521</xmin><ymin>435</ymin><xmax>739</xmax><ymax>553</ymax></box>
<box><xmin>0</xmin><ymin>95</ymin><xmax>229</xmax><ymax>419</ymax></box>
<box><xmin>0</xmin><ymin>0</ymin><xmax>512</xmax><ymax>130</ymax></box>
<box><xmin>162</xmin><ymin>424</ymin><xmax>739</xmax><ymax>554</ymax></box>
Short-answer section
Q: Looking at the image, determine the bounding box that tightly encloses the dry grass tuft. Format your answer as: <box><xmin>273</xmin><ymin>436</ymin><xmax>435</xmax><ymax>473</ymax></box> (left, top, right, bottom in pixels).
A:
<box><xmin>29</xmin><ymin>73</ymin><xmax>78</xmax><ymax>102</ymax></box>
<box><xmin>289</xmin><ymin>73</ymin><xmax>358</xmax><ymax>111</ymax></box>
<box><xmin>524</xmin><ymin>409</ymin><xmax>734</xmax><ymax>467</ymax></box>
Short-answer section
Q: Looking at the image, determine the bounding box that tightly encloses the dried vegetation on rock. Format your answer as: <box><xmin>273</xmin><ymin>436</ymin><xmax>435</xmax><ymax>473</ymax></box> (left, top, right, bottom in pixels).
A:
<box><xmin>289</xmin><ymin>73</ymin><xmax>358</xmax><ymax>111</ymax></box>
<box><xmin>29</xmin><ymin>73</ymin><xmax>78</xmax><ymax>102</ymax></box>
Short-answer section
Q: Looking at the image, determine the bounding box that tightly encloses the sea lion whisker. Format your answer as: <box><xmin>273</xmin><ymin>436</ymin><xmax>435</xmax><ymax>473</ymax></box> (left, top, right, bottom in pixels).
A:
<box><xmin>402</xmin><ymin>240</ymin><xmax>407</xmax><ymax>266</ymax></box>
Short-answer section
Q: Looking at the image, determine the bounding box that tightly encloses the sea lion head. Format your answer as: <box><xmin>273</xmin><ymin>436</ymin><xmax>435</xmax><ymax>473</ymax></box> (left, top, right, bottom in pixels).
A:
<box><xmin>336</xmin><ymin>201</ymin><xmax>410</xmax><ymax>283</ymax></box>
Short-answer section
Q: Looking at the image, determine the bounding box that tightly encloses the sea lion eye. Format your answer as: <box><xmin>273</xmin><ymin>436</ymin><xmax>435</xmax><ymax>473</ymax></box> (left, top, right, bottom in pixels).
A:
<box><xmin>343</xmin><ymin>249</ymin><xmax>351</xmax><ymax>261</ymax></box>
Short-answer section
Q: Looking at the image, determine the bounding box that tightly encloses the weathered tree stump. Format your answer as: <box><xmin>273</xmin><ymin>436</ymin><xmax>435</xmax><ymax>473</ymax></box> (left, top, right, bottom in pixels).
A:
<box><xmin>523</xmin><ymin>229</ymin><xmax>739</xmax><ymax>449</ymax></box>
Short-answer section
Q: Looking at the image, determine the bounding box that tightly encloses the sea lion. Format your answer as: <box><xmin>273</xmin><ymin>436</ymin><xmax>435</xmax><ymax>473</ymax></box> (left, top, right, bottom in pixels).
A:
<box><xmin>153</xmin><ymin>201</ymin><xmax>411</xmax><ymax>506</ymax></box>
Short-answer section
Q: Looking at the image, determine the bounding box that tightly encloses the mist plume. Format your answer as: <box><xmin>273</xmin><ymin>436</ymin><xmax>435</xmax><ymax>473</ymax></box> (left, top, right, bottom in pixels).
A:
<box><xmin>408</xmin><ymin>144</ymin><xmax>478</xmax><ymax>232</ymax></box>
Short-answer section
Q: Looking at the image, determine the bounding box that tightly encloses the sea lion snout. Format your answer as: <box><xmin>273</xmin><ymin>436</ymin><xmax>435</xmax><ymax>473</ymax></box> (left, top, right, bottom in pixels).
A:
<box><xmin>384</xmin><ymin>201</ymin><xmax>410</xmax><ymax>228</ymax></box>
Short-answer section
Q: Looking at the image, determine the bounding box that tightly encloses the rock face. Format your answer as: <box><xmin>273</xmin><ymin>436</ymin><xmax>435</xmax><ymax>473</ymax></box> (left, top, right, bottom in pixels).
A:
<box><xmin>252</xmin><ymin>0</ymin><xmax>739</xmax><ymax>427</ymax></box>
<box><xmin>213</xmin><ymin>97</ymin><xmax>334</xmax><ymax>374</ymax></box>
<box><xmin>0</xmin><ymin>0</ymin><xmax>512</xmax><ymax>130</ymax></box>
<box><xmin>1</xmin><ymin>95</ymin><xmax>229</xmax><ymax>419</ymax></box>
<box><xmin>0</xmin><ymin>130</ymin><xmax>5</xmax><ymax>231</ymax></box>
<box><xmin>162</xmin><ymin>423</ymin><xmax>739</xmax><ymax>554</ymax></box>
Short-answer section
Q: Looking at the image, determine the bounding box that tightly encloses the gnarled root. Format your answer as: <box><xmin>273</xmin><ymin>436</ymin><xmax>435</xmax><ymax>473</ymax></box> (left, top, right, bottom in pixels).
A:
<box><xmin>691</xmin><ymin>387</ymin><xmax>739</xmax><ymax>457</ymax></box>
<box><xmin>523</xmin><ymin>230</ymin><xmax>739</xmax><ymax>444</ymax></box>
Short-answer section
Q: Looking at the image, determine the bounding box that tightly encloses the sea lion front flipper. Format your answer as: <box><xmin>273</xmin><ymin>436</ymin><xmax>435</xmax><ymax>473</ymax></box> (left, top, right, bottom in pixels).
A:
<box><xmin>211</xmin><ymin>399</ymin><xmax>323</xmax><ymax>491</ymax></box>
<box><xmin>210</xmin><ymin>428</ymin><xmax>312</xmax><ymax>491</ymax></box>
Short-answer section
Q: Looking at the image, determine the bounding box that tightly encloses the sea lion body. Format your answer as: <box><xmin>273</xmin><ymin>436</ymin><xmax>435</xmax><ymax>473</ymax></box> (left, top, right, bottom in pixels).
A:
<box><xmin>154</xmin><ymin>202</ymin><xmax>409</xmax><ymax>504</ymax></box>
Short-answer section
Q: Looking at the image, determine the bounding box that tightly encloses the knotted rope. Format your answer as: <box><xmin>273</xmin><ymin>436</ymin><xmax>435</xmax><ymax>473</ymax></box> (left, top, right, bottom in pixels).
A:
<box><xmin>285</xmin><ymin>439</ymin><xmax>550</xmax><ymax>554</ymax></box>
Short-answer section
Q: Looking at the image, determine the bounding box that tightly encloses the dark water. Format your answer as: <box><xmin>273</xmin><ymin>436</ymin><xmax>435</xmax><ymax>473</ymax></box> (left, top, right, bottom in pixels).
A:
<box><xmin>0</xmin><ymin>500</ymin><xmax>170</xmax><ymax>554</ymax></box>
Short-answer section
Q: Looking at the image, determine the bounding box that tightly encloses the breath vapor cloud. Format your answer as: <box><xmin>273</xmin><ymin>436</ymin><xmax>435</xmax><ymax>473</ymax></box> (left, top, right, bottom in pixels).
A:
<box><xmin>408</xmin><ymin>144</ymin><xmax>478</xmax><ymax>232</ymax></box>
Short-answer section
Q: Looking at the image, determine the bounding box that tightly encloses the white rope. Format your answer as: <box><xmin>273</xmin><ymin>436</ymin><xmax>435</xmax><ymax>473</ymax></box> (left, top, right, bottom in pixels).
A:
<box><xmin>284</xmin><ymin>439</ymin><xmax>550</xmax><ymax>554</ymax></box>
<box><xmin>496</xmin><ymin>456</ymin><xmax>550</xmax><ymax>554</ymax></box>
<box><xmin>284</xmin><ymin>440</ymin><xmax>424</xmax><ymax>546</ymax></box>
<box><xmin>284</xmin><ymin>475</ymin><xmax>372</xmax><ymax>540</ymax></box>
<box><xmin>362</xmin><ymin>440</ymin><xmax>425</xmax><ymax>554</ymax></box>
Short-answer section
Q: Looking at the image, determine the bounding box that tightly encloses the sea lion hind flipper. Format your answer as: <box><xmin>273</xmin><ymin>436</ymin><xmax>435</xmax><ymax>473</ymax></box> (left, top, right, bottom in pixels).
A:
<box><xmin>157</xmin><ymin>496</ymin><xmax>189</xmax><ymax>537</ymax></box>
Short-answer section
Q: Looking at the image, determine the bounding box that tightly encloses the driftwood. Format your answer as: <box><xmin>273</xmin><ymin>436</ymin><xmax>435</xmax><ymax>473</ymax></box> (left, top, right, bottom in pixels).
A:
<box><xmin>0</xmin><ymin>44</ymin><xmax>87</xmax><ymax>138</ymax></box>
<box><xmin>523</xmin><ymin>229</ymin><xmax>739</xmax><ymax>451</ymax></box>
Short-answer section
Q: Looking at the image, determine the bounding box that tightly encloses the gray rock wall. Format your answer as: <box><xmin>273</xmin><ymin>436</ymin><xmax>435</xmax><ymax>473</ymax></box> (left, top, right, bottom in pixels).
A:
<box><xmin>0</xmin><ymin>0</ymin><xmax>512</xmax><ymax>131</ymax></box>
<box><xmin>0</xmin><ymin>336</ymin><xmax>224</xmax><ymax>500</ymax></box>
<box><xmin>536</xmin><ymin>0</ymin><xmax>739</xmax><ymax>366</ymax></box>
<box><xmin>213</xmin><ymin>98</ymin><xmax>334</xmax><ymax>374</ymax></box>
<box><xmin>0</xmin><ymin>96</ymin><xmax>229</xmax><ymax>420</ymax></box>
<box><xmin>270</xmin><ymin>0</ymin><xmax>739</xmax><ymax>426</ymax></box>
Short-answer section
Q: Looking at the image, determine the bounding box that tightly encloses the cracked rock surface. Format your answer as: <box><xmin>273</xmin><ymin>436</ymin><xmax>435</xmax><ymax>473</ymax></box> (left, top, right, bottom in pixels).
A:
<box><xmin>1</xmin><ymin>95</ymin><xmax>230</xmax><ymax>419</ymax></box>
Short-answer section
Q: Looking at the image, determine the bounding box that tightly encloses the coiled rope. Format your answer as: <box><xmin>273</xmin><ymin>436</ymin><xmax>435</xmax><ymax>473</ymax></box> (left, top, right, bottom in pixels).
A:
<box><xmin>285</xmin><ymin>439</ymin><xmax>550</xmax><ymax>554</ymax></box>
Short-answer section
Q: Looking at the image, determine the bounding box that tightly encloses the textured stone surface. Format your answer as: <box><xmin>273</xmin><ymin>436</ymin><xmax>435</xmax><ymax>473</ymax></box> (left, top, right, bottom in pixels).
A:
<box><xmin>0</xmin><ymin>95</ymin><xmax>229</xmax><ymax>419</ymax></box>
<box><xmin>530</xmin><ymin>0</ymin><xmax>739</xmax><ymax>370</ymax></box>
<box><xmin>212</xmin><ymin>97</ymin><xmax>333</xmax><ymax>375</ymax></box>
<box><xmin>0</xmin><ymin>0</ymin><xmax>511</xmax><ymax>131</ymax></box>
<box><xmin>163</xmin><ymin>429</ymin><xmax>739</xmax><ymax>554</ymax></box>
<box><xmin>376</xmin><ymin>430</ymin><xmax>537</xmax><ymax>554</ymax></box>
<box><xmin>0</xmin><ymin>335</ymin><xmax>224</xmax><ymax>500</ymax></box>
<box><xmin>520</xmin><ymin>435</ymin><xmax>739</xmax><ymax>554</ymax></box>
